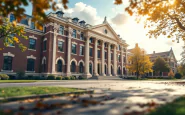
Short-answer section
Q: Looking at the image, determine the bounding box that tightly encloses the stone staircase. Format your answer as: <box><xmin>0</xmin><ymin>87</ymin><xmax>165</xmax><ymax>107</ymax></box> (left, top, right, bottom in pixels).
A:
<box><xmin>89</xmin><ymin>75</ymin><xmax>123</xmax><ymax>80</ymax></box>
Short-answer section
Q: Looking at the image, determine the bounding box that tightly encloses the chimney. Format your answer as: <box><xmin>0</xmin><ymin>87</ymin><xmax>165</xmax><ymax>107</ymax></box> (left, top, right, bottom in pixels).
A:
<box><xmin>153</xmin><ymin>51</ymin><xmax>155</xmax><ymax>54</ymax></box>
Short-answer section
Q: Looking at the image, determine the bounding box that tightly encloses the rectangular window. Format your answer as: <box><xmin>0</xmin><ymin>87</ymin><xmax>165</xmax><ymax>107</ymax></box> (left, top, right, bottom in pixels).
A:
<box><xmin>105</xmin><ymin>52</ymin><xmax>107</xmax><ymax>59</ymax></box>
<box><xmin>89</xmin><ymin>48</ymin><xmax>93</xmax><ymax>57</ymax></box>
<box><xmin>29</xmin><ymin>38</ymin><xmax>36</xmax><ymax>49</ymax></box>
<box><xmin>72</xmin><ymin>29</ymin><xmax>77</xmax><ymax>38</ymax></box>
<box><xmin>58</xmin><ymin>41</ymin><xmax>63</xmax><ymax>52</ymax></box>
<box><xmin>98</xmin><ymin>50</ymin><xmax>101</xmax><ymax>58</ymax></box>
<box><xmin>80</xmin><ymin>32</ymin><xmax>84</xmax><ymax>40</ymax></box>
<box><xmin>118</xmin><ymin>55</ymin><xmax>121</xmax><ymax>62</ymax></box>
<box><xmin>59</xmin><ymin>25</ymin><xmax>64</xmax><ymax>35</ymax></box>
<box><xmin>31</xmin><ymin>22</ymin><xmax>35</xmax><ymax>29</ymax></box>
<box><xmin>3</xmin><ymin>56</ymin><xmax>13</xmax><ymax>70</ymax></box>
<box><xmin>43</xmin><ymin>26</ymin><xmax>46</xmax><ymax>33</ymax></box>
<box><xmin>104</xmin><ymin>43</ymin><xmax>107</xmax><ymax>48</ymax></box>
<box><xmin>20</xmin><ymin>19</ymin><xmax>28</xmax><ymax>25</ymax></box>
<box><xmin>89</xmin><ymin>38</ymin><xmax>93</xmax><ymax>43</ymax></box>
<box><xmin>72</xmin><ymin>44</ymin><xmax>77</xmax><ymax>54</ymax></box>
<box><xmin>98</xmin><ymin>40</ymin><xmax>101</xmax><ymax>45</ymax></box>
<box><xmin>27</xmin><ymin>59</ymin><xmax>35</xmax><ymax>71</ymax></box>
<box><xmin>80</xmin><ymin>46</ymin><xmax>84</xmax><ymax>55</ymax></box>
<box><xmin>43</xmin><ymin>40</ymin><xmax>47</xmax><ymax>51</ymax></box>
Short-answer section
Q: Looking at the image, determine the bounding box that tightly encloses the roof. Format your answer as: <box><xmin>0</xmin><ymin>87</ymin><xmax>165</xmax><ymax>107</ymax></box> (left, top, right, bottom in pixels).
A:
<box><xmin>148</xmin><ymin>51</ymin><xmax>170</xmax><ymax>58</ymax></box>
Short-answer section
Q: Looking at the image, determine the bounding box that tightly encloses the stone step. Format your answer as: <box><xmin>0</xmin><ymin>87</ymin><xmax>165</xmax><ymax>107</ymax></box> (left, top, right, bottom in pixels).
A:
<box><xmin>89</xmin><ymin>76</ymin><xmax>123</xmax><ymax>80</ymax></box>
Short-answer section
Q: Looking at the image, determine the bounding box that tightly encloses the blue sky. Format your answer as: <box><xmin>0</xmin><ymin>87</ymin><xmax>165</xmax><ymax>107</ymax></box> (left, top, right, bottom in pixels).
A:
<box><xmin>24</xmin><ymin>0</ymin><xmax>183</xmax><ymax>61</ymax></box>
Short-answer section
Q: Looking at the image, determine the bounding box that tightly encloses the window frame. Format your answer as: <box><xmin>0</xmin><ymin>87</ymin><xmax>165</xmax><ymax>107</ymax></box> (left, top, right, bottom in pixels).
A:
<box><xmin>72</xmin><ymin>29</ymin><xmax>77</xmax><ymax>38</ymax></box>
<box><xmin>27</xmin><ymin>59</ymin><xmax>35</xmax><ymax>71</ymax></box>
<box><xmin>3</xmin><ymin>56</ymin><xmax>13</xmax><ymax>71</ymax></box>
<box><xmin>58</xmin><ymin>41</ymin><xmax>63</xmax><ymax>52</ymax></box>
<box><xmin>59</xmin><ymin>25</ymin><xmax>64</xmax><ymax>35</ymax></box>
<box><xmin>72</xmin><ymin>44</ymin><xmax>77</xmax><ymax>54</ymax></box>
<box><xmin>29</xmin><ymin>38</ymin><xmax>36</xmax><ymax>50</ymax></box>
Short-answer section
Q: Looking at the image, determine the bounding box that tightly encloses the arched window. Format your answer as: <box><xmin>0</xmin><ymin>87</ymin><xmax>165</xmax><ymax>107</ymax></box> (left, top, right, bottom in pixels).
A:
<box><xmin>89</xmin><ymin>63</ymin><xmax>92</xmax><ymax>74</ymax></box>
<box><xmin>3</xmin><ymin>56</ymin><xmax>13</xmax><ymax>70</ymax></box>
<box><xmin>117</xmin><ymin>67</ymin><xmax>121</xmax><ymax>75</ymax></box>
<box><xmin>42</xmin><ymin>59</ymin><xmax>46</xmax><ymax>72</ymax></box>
<box><xmin>71</xmin><ymin>61</ymin><xmax>76</xmax><ymax>72</ymax></box>
<box><xmin>79</xmin><ymin>62</ymin><xmax>84</xmax><ymax>73</ymax></box>
<box><xmin>57</xmin><ymin>60</ymin><xmax>62</xmax><ymax>72</ymax></box>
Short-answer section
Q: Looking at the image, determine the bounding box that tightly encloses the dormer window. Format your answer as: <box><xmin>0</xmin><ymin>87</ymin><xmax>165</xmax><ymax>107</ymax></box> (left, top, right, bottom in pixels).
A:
<box><xmin>56</xmin><ymin>11</ymin><xmax>64</xmax><ymax>18</ymax></box>
<box><xmin>20</xmin><ymin>19</ymin><xmax>28</xmax><ymax>25</ymax></box>
<box><xmin>31</xmin><ymin>22</ymin><xmax>35</xmax><ymax>29</ymax></box>
<box><xmin>10</xmin><ymin>14</ymin><xmax>15</xmax><ymax>22</ymax></box>
<box><xmin>72</xmin><ymin>17</ymin><xmax>79</xmax><ymax>23</ymax></box>
<box><xmin>79</xmin><ymin>20</ymin><xmax>86</xmax><ymax>26</ymax></box>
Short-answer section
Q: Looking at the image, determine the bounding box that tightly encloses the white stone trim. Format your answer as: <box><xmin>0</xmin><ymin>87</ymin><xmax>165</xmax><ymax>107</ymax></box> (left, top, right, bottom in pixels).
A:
<box><xmin>56</xmin><ymin>56</ymin><xmax>65</xmax><ymax>65</ymax></box>
<box><xmin>78</xmin><ymin>59</ymin><xmax>85</xmax><ymax>66</ymax></box>
<box><xmin>28</xmin><ymin>49</ymin><xmax>36</xmax><ymax>51</ymax></box>
<box><xmin>43</xmin><ymin>38</ymin><xmax>47</xmax><ymax>41</ymax></box>
<box><xmin>70</xmin><ymin>58</ymin><xmax>78</xmax><ymax>65</ymax></box>
<box><xmin>27</xmin><ymin>55</ymin><xmax>36</xmax><ymax>59</ymax></box>
<box><xmin>58</xmin><ymin>39</ymin><xmax>65</xmax><ymax>42</ymax></box>
<box><xmin>89</xmin><ymin>46</ymin><xmax>93</xmax><ymax>48</ymax></box>
<box><xmin>3</xmin><ymin>52</ymin><xmax>15</xmax><ymax>57</ymax></box>
<box><xmin>80</xmin><ymin>44</ymin><xmax>85</xmax><ymax>46</ymax></box>
<box><xmin>42</xmin><ymin>56</ymin><xmax>46</xmax><ymax>64</ymax></box>
<box><xmin>72</xmin><ymin>42</ymin><xmax>77</xmax><ymax>45</ymax></box>
<box><xmin>29</xmin><ymin>35</ymin><xmax>37</xmax><ymax>39</ymax></box>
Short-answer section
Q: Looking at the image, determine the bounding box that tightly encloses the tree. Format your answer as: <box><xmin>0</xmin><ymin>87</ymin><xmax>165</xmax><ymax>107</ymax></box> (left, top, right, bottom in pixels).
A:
<box><xmin>168</xmin><ymin>69</ymin><xmax>174</xmax><ymax>78</ymax></box>
<box><xmin>153</xmin><ymin>57</ymin><xmax>170</xmax><ymax>76</ymax></box>
<box><xmin>0</xmin><ymin>18</ymin><xmax>27</xmax><ymax>51</ymax></box>
<box><xmin>177</xmin><ymin>63</ymin><xmax>185</xmax><ymax>76</ymax></box>
<box><xmin>123</xmin><ymin>0</ymin><xmax>185</xmax><ymax>43</ymax></box>
<box><xmin>127</xmin><ymin>44</ymin><xmax>153</xmax><ymax>79</ymax></box>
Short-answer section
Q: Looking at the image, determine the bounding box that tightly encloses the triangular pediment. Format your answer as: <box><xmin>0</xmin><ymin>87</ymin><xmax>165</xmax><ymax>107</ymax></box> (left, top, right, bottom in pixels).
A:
<box><xmin>89</xmin><ymin>23</ymin><xmax>120</xmax><ymax>41</ymax></box>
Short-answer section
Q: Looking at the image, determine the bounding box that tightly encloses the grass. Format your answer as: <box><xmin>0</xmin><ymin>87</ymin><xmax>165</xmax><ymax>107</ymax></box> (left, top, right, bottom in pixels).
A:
<box><xmin>0</xmin><ymin>86</ymin><xmax>81</xmax><ymax>98</ymax></box>
<box><xmin>0</xmin><ymin>80</ymin><xmax>38</xmax><ymax>83</ymax></box>
<box><xmin>148</xmin><ymin>97</ymin><xmax>185</xmax><ymax>115</ymax></box>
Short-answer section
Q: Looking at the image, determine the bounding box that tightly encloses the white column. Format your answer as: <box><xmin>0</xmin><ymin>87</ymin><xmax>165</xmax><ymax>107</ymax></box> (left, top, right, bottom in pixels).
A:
<box><xmin>108</xmin><ymin>43</ymin><xmax>111</xmax><ymax>76</ymax></box>
<box><xmin>84</xmin><ymin>36</ymin><xmax>92</xmax><ymax>78</ymax></box>
<box><xmin>113</xmin><ymin>45</ymin><xmax>117</xmax><ymax>76</ymax></box>
<box><xmin>101</xmin><ymin>41</ymin><xmax>105</xmax><ymax>76</ymax></box>
<box><xmin>52</xmin><ymin>33</ymin><xmax>57</xmax><ymax>73</ymax></box>
<box><xmin>121</xmin><ymin>46</ymin><xmax>124</xmax><ymax>75</ymax></box>
<box><xmin>94</xmin><ymin>39</ymin><xmax>98</xmax><ymax>76</ymax></box>
<box><xmin>52</xmin><ymin>23</ymin><xmax>59</xmax><ymax>73</ymax></box>
<box><xmin>66</xmin><ymin>27</ymin><xmax>73</xmax><ymax>76</ymax></box>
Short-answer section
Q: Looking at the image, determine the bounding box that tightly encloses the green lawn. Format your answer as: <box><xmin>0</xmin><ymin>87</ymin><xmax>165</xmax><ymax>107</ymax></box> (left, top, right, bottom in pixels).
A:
<box><xmin>0</xmin><ymin>80</ymin><xmax>38</xmax><ymax>83</ymax></box>
<box><xmin>148</xmin><ymin>97</ymin><xmax>185</xmax><ymax>115</ymax></box>
<box><xmin>0</xmin><ymin>86</ymin><xmax>81</xmax><ymax>98</ymax></box>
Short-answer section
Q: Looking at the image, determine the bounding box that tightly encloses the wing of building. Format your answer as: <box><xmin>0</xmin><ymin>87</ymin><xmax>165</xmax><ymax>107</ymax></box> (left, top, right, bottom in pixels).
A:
<box><xmin>127</xmin><ymin>44</ymin><xmax>177</xmax><ymax>77</ymax></box>
<box><xmin>0</xmin><ymin>11</ymin><xmax>129</xmax><ymax>78</ymax></box>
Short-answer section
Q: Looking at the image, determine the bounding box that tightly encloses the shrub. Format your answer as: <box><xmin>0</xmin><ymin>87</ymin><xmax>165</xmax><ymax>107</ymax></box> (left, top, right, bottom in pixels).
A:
<box><xmin>8</xmin><ymin>75</ymin><xmax>16</xmax><ymax>80</ymax></box>
<box><xmin>70</xmin><ymin>76</ymin><xmax>76</xmax><ymax>80</ymax></box>
<box><xmin>56</xmin><ymin>76</ymin><xmax>62</xmax><ymax>80</ymax></box>
<box><xmin>78</xmin><ymin>76</ymin><xmax>86</xmax><ymax>80</ymax></box>
<box><xmin>47</xmin><ymin>75</ymin><xmax>56</xmax><ymax>80</ymax></box>
<box><xmin>175</xmin><ymin>73</ymin><xmax>182</xmax><ymax>79</ymax></box>
<box><xmin>34</xmin><ymin>76</ymin><xmax>41</xmax><ymax>80</ymax></box>
<box><xmin>16</xmin><ymin>71</ymin><xmax>25</xmax><ymax>79</ymax></box>
<box><xmin>27</xmin><ymin>75</ymin><xmax>34</xmax><ymax>80</ymax></box>
<box><xmin>62</xmin><ymin>76</ymin><xmax>70</xmax><ymax>80</ymax></box>
<box><xmin>0</xmin><ymin>74</ymin><xmax>9</xmax><ymax>80</ymax></box>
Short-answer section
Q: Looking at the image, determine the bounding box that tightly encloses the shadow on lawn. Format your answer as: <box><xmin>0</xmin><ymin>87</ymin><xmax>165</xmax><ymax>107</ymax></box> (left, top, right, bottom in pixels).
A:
<box><xmin>0</xmin><ymin>85</ymin><xmax>184</xmax><ymax>115</ymax></box>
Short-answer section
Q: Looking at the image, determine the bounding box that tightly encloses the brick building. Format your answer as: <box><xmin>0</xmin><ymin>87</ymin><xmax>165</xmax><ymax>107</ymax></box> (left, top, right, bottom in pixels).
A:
<box><xmin>0</xmin><ymin>11</ymin><xmax>129</xmax><ymax>78</ymax></box>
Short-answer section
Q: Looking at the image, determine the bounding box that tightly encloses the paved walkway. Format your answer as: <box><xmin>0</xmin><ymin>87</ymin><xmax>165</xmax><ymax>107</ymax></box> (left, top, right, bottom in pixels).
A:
<box><xmin>0</xmin><ymin>80</ymin><xmax>185</xmax><ymax>115</ymax></box>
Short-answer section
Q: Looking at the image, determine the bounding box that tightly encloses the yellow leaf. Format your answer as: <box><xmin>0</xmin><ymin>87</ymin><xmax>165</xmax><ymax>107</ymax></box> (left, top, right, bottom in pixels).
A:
<box><xmin>12</xmin><ymin>21</ymin><xmax>17</xmax><ymax>27</ymax></box>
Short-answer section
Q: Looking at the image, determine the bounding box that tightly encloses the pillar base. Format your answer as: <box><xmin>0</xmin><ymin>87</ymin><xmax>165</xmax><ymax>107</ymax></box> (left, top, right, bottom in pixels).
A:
<box><xmin>101</xmin><ymin>73</ymin><xmax>106</xmax><ymax>76</ymax></box>
<box><xmin>94</xmin><ymin>73</ymin><xmax>99</xmax><ymax>76</ymax></box>
<box><xmin>66</xmin><ymin>72</ymin><xmax>71</xmax><ymax>77</ymax></box>
<box><xmin>83</xmin><ymin>73</ymin><xmax>92</xmax><ymax>79</ymax></box>
<box><xmin>107</xmin><ymin>74</ymin><xmax>112</xmax><ymax>76</ymax></box>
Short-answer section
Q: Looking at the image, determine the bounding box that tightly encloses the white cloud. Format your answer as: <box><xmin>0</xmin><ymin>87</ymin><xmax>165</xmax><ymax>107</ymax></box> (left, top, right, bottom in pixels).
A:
<box><xmin>57</xmin><ymin>2</ymin><xmax>102</xmax><ymax>25</ymax></box>
<box><xmin>111</xmin><ymin>13</ymin><xmax>128</xmax><ymax>26</ymax></box>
